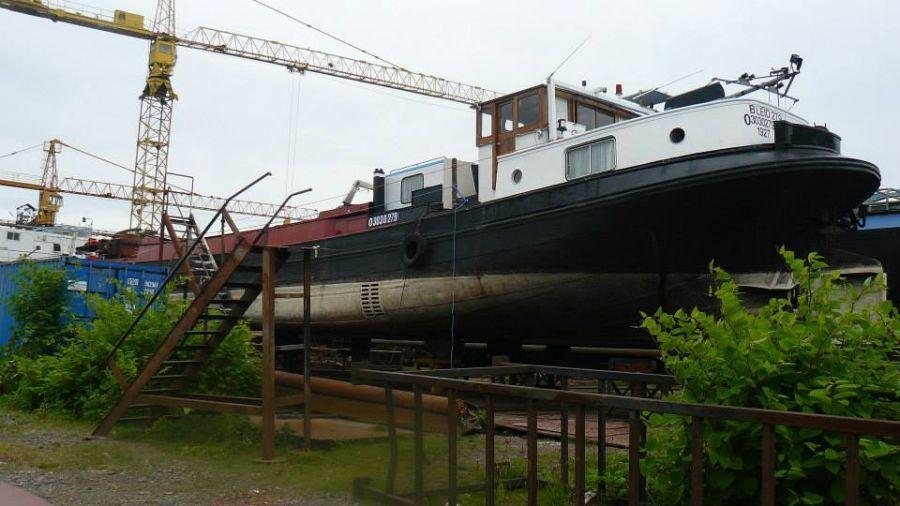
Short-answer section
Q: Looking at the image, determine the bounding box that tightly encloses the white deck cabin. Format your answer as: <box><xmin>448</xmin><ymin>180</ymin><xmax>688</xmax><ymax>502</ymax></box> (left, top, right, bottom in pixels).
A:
<box><xmin>382</xmin><ymin>78</ymin><xmax>805</xmax><ymax>211</ymax></box>
<box><xmin>0</xmin><ymin>223</ymin><xmax>89</xmax><ymax>262</ymax></box>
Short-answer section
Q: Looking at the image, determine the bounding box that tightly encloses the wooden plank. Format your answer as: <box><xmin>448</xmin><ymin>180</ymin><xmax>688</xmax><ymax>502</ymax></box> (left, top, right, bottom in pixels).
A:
<box><xmin>761</xmin><ymin>425</ymin><xmax>775</xmax><ymax>506</ymax></box>
<box><xmin>260</xmin><ymin>247</ymin><xmax>276</xmax><ymax>461</ymax></box>
<box><xmin>691</xmin><ymin>416</ymin><xmax>704</xmax><ymax>506</ymax></box>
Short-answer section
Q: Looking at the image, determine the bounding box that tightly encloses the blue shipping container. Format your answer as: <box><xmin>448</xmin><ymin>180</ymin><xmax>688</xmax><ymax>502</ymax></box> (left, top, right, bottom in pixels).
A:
<box><xmin>0</xmin><ymin>256</ymin><xmax>168</xmax><ymax>346</ymax></box>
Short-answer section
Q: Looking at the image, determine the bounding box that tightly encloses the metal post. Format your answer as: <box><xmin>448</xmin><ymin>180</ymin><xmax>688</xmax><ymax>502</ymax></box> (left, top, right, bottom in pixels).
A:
<box><xmin>845</xmin><ymin>433</ymin><xmax>859</xmax><ymax>506</ymax></box>
<box><xmin>527</xmin><ymin>398</ymin><xmax>538</xmax><ymax>506</ymax></box>
<box><xmin>485</xmin><ymin>394</ymin><xmax>496</xmax><ymax>506</ymax></box>
<box><xmin>560</xmin><ymin>376</ymin><xmax>569</xmax><ymax>488</ymax></box>
<box><xmin>260</xmin><ymin>247</ymin><xmax>276</xmax><ymax>460</ymax></box>
<box><xmin>302</xmin><ymin>248</ymin><xmax>312</xmax><ymax>450</ymax></box>
<box><xmin>598</xmin><ymin>380</ymin><xmax>607</xmax><ymax>499</ymax></box>
<box><xmin>691</xmin><ymin>417</ymin><xmax>704</xmax><ymax>506</ymax></box>
<box><xmin>575</xmin><ymin>403</ymin><xmax>585</xmax><ymax>506</ymax></box>
<box><xmin>385</xmin><ymin>383</ymin><xmax>397</xmax><ymax>494</ymax></box>
<box><xmin>414</xmin><ymin>385</ymin><xmax>424</xmax><ymax>505</ymax></box>
<box><xmin>761</xmin><ymin>425</ymin><xmax>775</xmax><ymax>506</ymax></box>
<box><xmin>628</xmin><ymin>410</ymin><xmax>641</xmax><ymax>506</ymax></box>
<box><xmin>447</xmin><ymin>389</ymin><xmax>458</xmax><ymax>505</ymax></box>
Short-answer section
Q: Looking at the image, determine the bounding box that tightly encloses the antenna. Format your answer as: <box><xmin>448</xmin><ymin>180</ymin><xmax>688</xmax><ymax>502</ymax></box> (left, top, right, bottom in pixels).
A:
<box><xmin>713</xmin><ymin>54</ymin><xmax>803</xmax><ymax>105</ymax></box>
<box><xmin>547</xmin><ymin>36</ymin><xmax>591</xmax><ymax>81</ymax></box>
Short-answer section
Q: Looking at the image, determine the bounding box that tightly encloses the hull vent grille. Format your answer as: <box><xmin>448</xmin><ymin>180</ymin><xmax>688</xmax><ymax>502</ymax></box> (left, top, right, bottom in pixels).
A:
<box><xmin>360</xmin><ymin>282</ymin><xmax>385</xmax><ymax>318</ymax></box>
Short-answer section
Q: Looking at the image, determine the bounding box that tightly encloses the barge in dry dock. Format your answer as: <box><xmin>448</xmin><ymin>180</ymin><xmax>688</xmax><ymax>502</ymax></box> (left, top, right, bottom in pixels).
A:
<box><xmin>130</xmin><ymin>58</ymin><xmax>881</xmax><ymax>353</ymax></box>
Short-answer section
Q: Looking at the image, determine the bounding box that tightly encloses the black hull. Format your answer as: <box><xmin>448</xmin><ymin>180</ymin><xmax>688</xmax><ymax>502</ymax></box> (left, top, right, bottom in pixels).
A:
<box><xmin>249</xmin><ymin>140</ymin><xmax>879</xmax><ymax>346</ymax></box>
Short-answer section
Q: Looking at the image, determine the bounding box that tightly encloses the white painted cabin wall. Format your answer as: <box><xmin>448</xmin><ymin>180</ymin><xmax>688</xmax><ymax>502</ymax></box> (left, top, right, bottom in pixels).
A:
<box><xmin>492</xmin><ymin>99</ymin><xmax>805</xmax><ymax>200</ymax></box>
<box><xmin>384</xmin><ymin>158</ymin><xmax>447</xmax><ymax>211</ymax></box>
<box><xmin>476</xmin><ymin>144</ymin><xmax>494</xmax><ymax>202</ymax></box>
<box><xmin>0</xmin><ymin>225</ymin><xmax>82</xmax><ymax>262</ymax></box>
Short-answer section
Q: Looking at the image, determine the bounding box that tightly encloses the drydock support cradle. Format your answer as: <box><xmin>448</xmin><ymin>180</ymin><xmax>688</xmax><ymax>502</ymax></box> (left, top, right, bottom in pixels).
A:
<box><xmin>93</xmin><ymin>174</ymin><xmax>312</xmax><ymax>460</ymax></box>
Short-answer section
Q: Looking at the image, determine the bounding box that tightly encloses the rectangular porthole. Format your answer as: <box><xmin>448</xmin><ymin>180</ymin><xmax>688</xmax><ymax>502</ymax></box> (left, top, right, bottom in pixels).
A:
<box><xmin>566</xmin><ymin>138</ymin><xmax>616</xmax><ymax>180</ymax></box>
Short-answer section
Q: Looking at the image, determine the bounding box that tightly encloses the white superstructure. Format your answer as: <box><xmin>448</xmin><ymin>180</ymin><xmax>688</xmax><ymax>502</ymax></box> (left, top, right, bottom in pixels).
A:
<box><xmin>0</xmin><ymin>222</ymin><xmax>89</xmax><ymax>262</ymax></box>
<box><xmin>382</xmin><ymin>78</ymin><xmax>805</xmax><ymax>210</ymax></box>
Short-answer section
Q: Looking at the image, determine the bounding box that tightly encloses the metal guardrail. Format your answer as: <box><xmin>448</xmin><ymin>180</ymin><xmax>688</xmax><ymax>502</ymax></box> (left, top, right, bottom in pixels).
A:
<box><xmin>355</xmin><ymin>365</ymin><xmax>900</xmax><ymax>506</ymax></box>
<box><xmin>103</xmin><ymin>172</ymin><xmax>273</xmax><ymax>365</ymax></box>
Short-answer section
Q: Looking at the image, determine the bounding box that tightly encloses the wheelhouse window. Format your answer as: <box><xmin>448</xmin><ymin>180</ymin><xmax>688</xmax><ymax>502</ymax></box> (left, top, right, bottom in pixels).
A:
<box><xmin>576</xmin><ymin>103</ymin><xmax>596</xmax><ymax>130</ymax></box>
<box><xmin>6</xmin><ymin>231</ymin><xmax>20</xmax><ymax>241</ymax></box>
<box><xmin>400</xmin><ymin>174</ymin><xmax>424</xmax><ymax>204</ymax></box>
<box><xmin>499</xmin><ymin>101</ymin><xmax>514</xmax><ymax>133</ymax></box>
<box><xmin>479</xmin><ymin>106</ymin><xmax>493</xmax><ymax>139</ymax></box>
<box><xmin>597</xmin><ymin>110</ymin><xmax>615</xmax><ymax>127</ymax></box>
<box><xmin>566</xmin><ymin>138</ymin><xmax>616</xmax><ymax>179</ymax></box>
<box><xmin>576</xmin><ymin>102</ymin><xmax>619</xmax><ymax>131</ymax></box>
<box><xmin>518</xmin><ymin>92</ymin><xmax>540</xmax><ymax>127</ymax></box>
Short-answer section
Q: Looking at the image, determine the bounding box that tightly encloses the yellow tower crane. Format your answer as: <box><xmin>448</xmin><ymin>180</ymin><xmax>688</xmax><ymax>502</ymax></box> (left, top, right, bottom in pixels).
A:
<box><xmin>0</xmin><ymin>0</ymin><xmax>498</xmax><ymax>232</ymax></box>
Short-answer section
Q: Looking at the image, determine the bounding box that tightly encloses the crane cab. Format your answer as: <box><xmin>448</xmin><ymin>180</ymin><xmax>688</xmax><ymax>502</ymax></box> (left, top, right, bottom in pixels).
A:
<box><xmin>149</xmin><ymin>39</ymin><xmax>177</xmax><ymax>69</ymax></box>
<box><xmin>113</xmin><ymin>10</ymin><xmax>144</xmax><ymax>30</ymax></box>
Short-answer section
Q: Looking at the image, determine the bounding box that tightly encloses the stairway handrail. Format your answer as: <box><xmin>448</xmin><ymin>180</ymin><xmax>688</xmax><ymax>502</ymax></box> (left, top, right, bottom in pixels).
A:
<box><xmin>250</xmin><ymin>188</ymin><xmax>312</xmax><ymax>246</ymax></box>
<box><xmin>103</xmin><ymin>172</ymin><xmax>272</xmax><ymax>366</ymax></box>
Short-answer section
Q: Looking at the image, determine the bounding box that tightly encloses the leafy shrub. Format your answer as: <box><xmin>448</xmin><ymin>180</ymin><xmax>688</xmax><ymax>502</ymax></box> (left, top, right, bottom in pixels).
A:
<box><xmin>4</xmin><ymin>262</ymin><xmax>74</xmax><ymax>357</ymax></box>
<box><xmin>1</xmin><ymin>265</ymin><xmax>261</xmax><ymax>419</ymax></box>
<box><xmin>641</xmin><ymin>250</ymin><xmax>899</xmax><ymax>505</ymax></box>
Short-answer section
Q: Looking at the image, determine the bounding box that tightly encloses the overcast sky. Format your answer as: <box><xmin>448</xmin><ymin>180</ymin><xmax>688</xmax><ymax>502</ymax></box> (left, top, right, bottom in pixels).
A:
<box><xmin>1</xmin><ymin>0</ymin><xmax>897</xmax><ymax>232</ymax></box>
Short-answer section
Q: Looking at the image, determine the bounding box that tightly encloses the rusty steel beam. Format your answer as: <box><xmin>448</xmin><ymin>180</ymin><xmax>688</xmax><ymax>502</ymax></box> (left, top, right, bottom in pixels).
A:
<box><xmin>484</xmin><ymin>394</ymin><xmax>495</xmax><ymax>506</ymax></box>
<box><xmin>761</xmin><ymin>425</ymin><xmax>775</xmax><ymax>506</ymax></box>
<box><xmin>575</xmin><ymin>403</ymin><xmax>586</xmax><ymax>506</ymax></box>
<box><xmin>413</xmin><ymin>385</ymin><xmax>424</xmax><ymax>504</ymax></box>
<box><xmin>302</xmin><ymin>248</ymin><xmax>312</xmax><ymax>450</ymax></box>
<box><xmin>93</xmin><ymin>238</ymin><xmax>257</xmax><ymax>436</ymax></box>
<box><xmin>136</xmin><ymin>394</ymin><xmax>263</xmax><ymax>416</ymax></box>
<box><xmin>691</xmin><ymin>417</ymin><xmax>704</xmax><ymax>505</ymax></box>
<box><xmin>260</xmin><ymin>247</ymin><xmax>277</xmax><ymax>461</ymax></box>
<box><xmin>447</xmin><ymin>389</ymin><xmax>458</xmax><ymax>505</ymax></box>
<box><xmin>385</xmin><ymin>383</ymin><xmax>398</xmax><ymax>495</ymax></box>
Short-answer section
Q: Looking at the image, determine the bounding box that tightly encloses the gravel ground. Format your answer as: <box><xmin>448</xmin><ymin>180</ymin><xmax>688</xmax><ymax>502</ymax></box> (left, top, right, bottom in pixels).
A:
<box><xmin>0</xmin><ymin>410</ymin><xmax>349</xmax><ymax>505</ymax></box>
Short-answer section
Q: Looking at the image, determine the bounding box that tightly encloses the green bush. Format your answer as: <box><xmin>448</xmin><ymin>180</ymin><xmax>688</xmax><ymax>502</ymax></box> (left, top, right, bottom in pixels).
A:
<box><xmin>4</xmin><ymin>262</ymin><xmax>74</xmax><ymax>357</ymax></box>
<box><xmin>1</xmin><ymin>265</ymin><xmax>261</xmax><ymax>419</ymax></box>
<box><xmin>641</xmin><ymin>250</ymin><xmax>899</xmax><ymax>505</ymax></box>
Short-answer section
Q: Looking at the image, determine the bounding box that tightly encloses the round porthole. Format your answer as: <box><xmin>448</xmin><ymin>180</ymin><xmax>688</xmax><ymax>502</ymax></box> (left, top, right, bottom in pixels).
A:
<box><xmin>670</xmin><ymin>128</ymin><xmax>685</xmax><ymax>143</ymax></box>
<box><xmin>511</xmin><ymin>169</ymin><xmax>523</xmax><ymax>183</ymax></box>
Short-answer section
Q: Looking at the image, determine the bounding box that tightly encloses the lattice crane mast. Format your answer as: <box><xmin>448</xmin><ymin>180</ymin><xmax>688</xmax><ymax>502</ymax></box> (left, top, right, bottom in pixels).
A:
<box><xmin>0</xmin><ymin>0</ymin><xmax>499</xmax><ymax>231</ymax></box>
<box><xmin>0</xmin><ymin>139</ymin><xmax>318</xmax><ymax>223</ymax></box>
